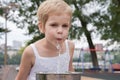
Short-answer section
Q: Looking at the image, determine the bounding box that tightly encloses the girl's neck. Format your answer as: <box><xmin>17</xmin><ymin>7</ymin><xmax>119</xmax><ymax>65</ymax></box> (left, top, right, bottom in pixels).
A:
<box><xmin>43</xmin><ymin>38</ymin><xmax>58</xmax><ymax>51</ymax></box>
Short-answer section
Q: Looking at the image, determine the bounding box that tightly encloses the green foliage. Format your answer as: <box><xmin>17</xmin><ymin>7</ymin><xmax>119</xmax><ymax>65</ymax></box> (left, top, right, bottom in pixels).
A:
<box><xmin>27</xmin><ymin>33</ymin><xmax>45</xmax><ymax>45</ymax></box>
<box><xmin>84</xmin><ymin>53</ymin><xmax>92</xmax><ymax>62</ymax></box>
<box><xmin>0</xmin><ymin>28</ymin><xmax>5</xmax><ymax>32</ymax></box>
<box><xmin>0</xmin><ymin>8</ymin><xmax>4</xmax><ymax>16</ymax></box>
<box><xmin>73</xmin><ymin>53</ymin><xmax>92</xmax><ymax>62</ymax></box>
<box><xmin>0</xmin><ymin>53</ymin><xmax>4</xmax><ymax>65</ymax></box>
<box><xmin>0</xmin><ymin>52</ymin><xmax>22</xmax><ymax>65</ymax></box>
<box><xmin>0</xmin><ymin>52</ymin><xmax>10</xmax><ymax>65</ymax></box>
<box><xmin>0</xmin><ymin>23</ymin><xmax>5</xmax><ymax>34</ymax></box>
<box><xmin>112</xmin><ymin>52</ymin><xmax>120</xmax><ymax>63</ymax></box>
<box><xmin>8</xmin><ymin>53</ymin><xmax>21</xmax><ymax>65</ymax></box>
<box><xmin>17</xmin><ymin>46</ymin><xmax>26</xmax><ymax>55</ymax></box>
<box><xmin>69</xmin><ymin>26</ymin><xmax>82</xmax><ymax>39</ymax></box>
<box><xmin>103</xmin><ymin>0</ymin><xmax>120</xmax><ymax>41</ymax></box>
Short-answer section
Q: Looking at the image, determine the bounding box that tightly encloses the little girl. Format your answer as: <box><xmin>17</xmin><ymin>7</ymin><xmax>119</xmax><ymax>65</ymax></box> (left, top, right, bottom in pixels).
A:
<box><xmin>15</xmin><ymin>0</ymin><xmax>75</xmax><ymax>80</ymax></box>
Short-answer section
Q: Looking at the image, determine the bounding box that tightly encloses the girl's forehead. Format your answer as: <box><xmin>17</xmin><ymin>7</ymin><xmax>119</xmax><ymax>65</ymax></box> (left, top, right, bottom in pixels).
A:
<box><xmin>48</xmin><ymin>12</ymin><xmax>71</xmax><ymax>20</ymax></box>
<box><xmin>47</xmin><ymin>14</ymin><xmax>71</xmax><ymax>24</ymax></box>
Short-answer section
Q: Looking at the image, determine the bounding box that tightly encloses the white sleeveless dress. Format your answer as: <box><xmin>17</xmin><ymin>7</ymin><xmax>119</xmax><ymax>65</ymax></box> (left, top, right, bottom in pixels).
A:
<box><xmin>27</xmin><ymin>40</ymin><xmax>70</xmax><ymax>80</ymax></box>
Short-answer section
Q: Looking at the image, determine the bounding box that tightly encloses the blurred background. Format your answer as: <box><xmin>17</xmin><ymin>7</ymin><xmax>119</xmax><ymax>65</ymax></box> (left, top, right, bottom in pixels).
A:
<box><xmin>0</xmin><ymin>0</ymin><xmax>120</xmax><ymax>80</ymax></box>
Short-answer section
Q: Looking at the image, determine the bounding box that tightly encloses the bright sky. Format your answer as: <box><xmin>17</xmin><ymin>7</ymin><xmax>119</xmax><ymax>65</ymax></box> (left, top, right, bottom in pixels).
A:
<box><xmin>0</xmin><ymin>17</ymin><xmax>31</xmax><ymax>46</ymax></box>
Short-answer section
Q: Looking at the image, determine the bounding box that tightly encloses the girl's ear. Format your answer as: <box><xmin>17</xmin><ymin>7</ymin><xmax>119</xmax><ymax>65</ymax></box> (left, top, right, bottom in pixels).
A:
<box><xmin>38</xmin><ymin>21</ymin><xmax>45</xmax><ymax>33</ymax></box>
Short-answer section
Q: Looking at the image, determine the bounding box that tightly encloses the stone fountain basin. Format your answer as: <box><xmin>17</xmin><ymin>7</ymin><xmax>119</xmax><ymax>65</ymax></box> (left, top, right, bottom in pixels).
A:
<box><xmin>36</xmin><ymin>72</ymin><xmax>81</xmax><ymax>80</ymax></box>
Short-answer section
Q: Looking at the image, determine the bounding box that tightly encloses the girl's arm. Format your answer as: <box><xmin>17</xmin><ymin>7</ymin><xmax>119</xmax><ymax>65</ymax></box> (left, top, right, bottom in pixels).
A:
<box><xmin>68</xmin><ymin>40</ymin><xmax>75</xmax><ymax>72</ymax></box>
<box><xmin>15</xmin><ymin>46</ymin><xmax>34</xmax><ymax>80</ymax></box>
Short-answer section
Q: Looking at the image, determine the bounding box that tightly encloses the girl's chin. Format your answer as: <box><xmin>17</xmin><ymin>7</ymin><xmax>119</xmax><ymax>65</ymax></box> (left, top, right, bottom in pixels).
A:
<box><xmin>56</xmin><ymin>40</ymin><xmax>64</xmax><ymax>44</ymax></box>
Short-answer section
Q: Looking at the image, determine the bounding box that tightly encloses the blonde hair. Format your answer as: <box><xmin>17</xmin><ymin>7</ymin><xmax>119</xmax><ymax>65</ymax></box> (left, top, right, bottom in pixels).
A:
<box><xmin>37</xmin><ymin>0</ymin><xmax>72</xmax><ymax>26</ymax></box>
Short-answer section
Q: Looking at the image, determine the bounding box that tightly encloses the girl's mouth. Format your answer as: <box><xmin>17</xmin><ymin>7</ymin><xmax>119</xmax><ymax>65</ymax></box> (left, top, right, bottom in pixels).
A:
<box><xmin>56</xmin><ymin>38</ymin><xmax>63</xmax><ymax>46</ymax></box>
<box><xmin>56</xmin><ymin>38</ymin><xmax>62</xmax><ymax>41</ymax></box>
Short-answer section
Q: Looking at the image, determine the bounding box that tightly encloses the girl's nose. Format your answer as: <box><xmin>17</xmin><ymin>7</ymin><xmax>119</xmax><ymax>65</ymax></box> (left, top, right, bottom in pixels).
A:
<box><xmin>57</xmin><ymin>26</ymin><xmax>63</xmax><ymax>34</ymax></box>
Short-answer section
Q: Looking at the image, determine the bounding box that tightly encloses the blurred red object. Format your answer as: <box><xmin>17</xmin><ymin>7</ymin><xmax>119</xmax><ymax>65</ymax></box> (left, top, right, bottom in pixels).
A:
<box><xmin>112</xmin><ymin>63</ymin><xmax>120</xmax><ymax>69</ymax></box>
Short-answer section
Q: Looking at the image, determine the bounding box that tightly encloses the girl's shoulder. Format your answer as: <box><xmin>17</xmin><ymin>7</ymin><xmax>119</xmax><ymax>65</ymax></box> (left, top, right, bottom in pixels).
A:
<box><xmin>22</xmin><ymin>44</ymin><xmax>35</xmax><ymax>59</ymax></box>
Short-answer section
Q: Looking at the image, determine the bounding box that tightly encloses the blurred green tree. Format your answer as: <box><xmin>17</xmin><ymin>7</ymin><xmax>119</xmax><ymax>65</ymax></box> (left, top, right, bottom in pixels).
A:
<box><xmin>0</xmin><ymin>53</ymin><xmax>4</xmax><ymax>65</ymax></box>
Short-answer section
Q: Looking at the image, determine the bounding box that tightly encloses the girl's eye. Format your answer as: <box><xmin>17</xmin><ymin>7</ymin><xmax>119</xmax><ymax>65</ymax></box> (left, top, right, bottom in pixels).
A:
<box><xmin>62</xmin><ymin>24</ymin><xmax>68</xmax><ymax>28</ymax></box>
<box><xmin>50</xmin><ymin>23</ymin><xmax>58</xmax><ymax>27</ymax></box>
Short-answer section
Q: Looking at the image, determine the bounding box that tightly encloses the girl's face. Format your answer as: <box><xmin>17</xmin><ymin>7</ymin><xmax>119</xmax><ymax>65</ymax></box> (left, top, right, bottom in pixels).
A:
<box><xmin>44</xmin><ymin>13</ymin><xmax>71</xmax><ymax>47</ymax></box>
